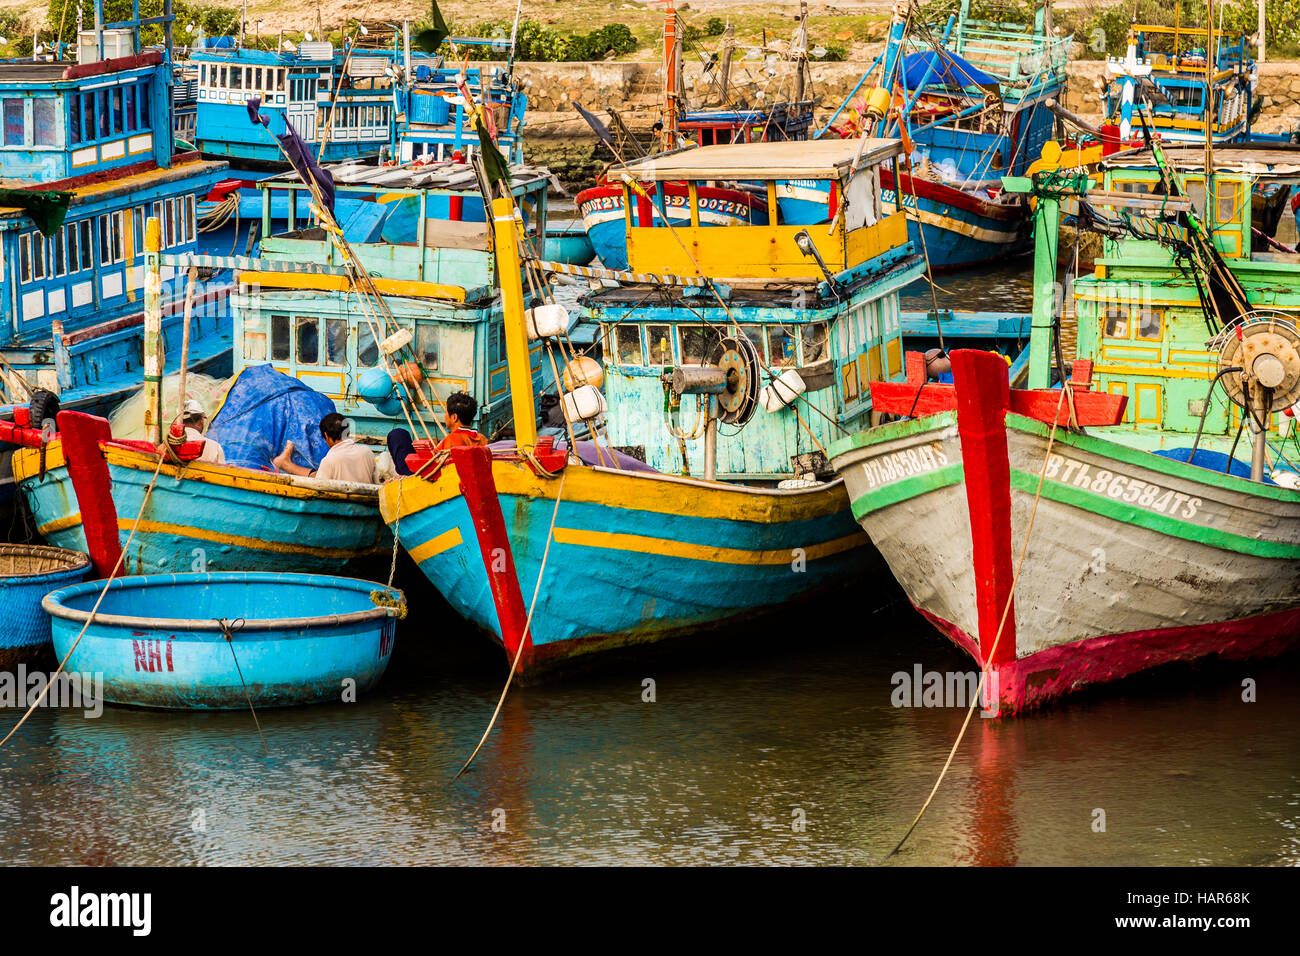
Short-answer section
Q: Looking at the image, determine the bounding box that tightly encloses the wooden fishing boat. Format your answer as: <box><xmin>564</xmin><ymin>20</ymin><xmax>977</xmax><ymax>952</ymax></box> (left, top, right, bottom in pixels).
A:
<box><xmin>43</xmin><ymin>572</ymin><xmax>402</xmax><ymax>708</ymax></box>
<box><xmin>0</xmin><ymin>544</ymin><xmax>90</xmax><ymax>668</ymax></box>
<box><xmin>830</xmin><ymin>146</ymin><xmax>1300</xmax><ymax>713</ymax></box>
<box><xmin>0</xmin><ymin>5</ymin><xmax>234</xmax><ymax>414</ymax></box>
<box><xmin>814</xmin><ymin>1</ymin><xmax>1071</xmax><ymax>268</ymax></box>
<box><xmin>8</xmin><ymin>410</ymin><xmax>389</xmax><ymax>577</ymax></box>
<box><xmin>189</xmin><ymin>23</ymin><xmax>528</xmax><ymax>169</ymax></box>
<box><xmin>382</xmin><ymin>139</ymin><xmax>922</xmax><ymax>676</ymax></box>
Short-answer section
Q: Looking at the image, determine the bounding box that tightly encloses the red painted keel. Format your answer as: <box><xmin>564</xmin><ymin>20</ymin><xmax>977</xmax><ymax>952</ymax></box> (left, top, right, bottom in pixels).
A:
<box><xmin>917</xmin><ymin>606</ymin><xmax>1300</xmax><ymax>715</ymax></box>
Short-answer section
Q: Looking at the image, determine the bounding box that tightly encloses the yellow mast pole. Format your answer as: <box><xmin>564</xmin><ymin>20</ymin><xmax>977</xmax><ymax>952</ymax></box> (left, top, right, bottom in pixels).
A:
<box><xmin>490</xmin><ymin>196</ymin><xmax>538</xmax><ymax>450</ymax></box>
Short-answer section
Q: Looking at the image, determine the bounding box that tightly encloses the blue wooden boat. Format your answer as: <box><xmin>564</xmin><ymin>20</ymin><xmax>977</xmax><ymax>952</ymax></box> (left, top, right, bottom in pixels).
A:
<box><xmin>382</xmin><ymin>139</ymin><xmax>923</xmax><ymax>677</ymax></box>
<box><xmin>189</xmin><ymin>27</ymin><xmax>527</xmax><ymax>170</ymax></box>
<box><xmin>43</xmin><ymin>572</ymin><xmax>402</xmax><ymax>708</ymax></box>
<box><xmin>899</xmin><ymin>309</ymin><xmax>1032</xmax><ymax>384</ymax></box>
<box><xmin>0</xmin><ymin>5</ymin><xmax>234</xmax><ymax>415</ymax></box>
<box><xmin>0</xmin><ymin>544</ymin><xmax>90</xmax><ymax>668</ymax></box>
<box><xmin>11</xmin><ymin>405</ymin><xmax>391</xmax><ymax>577</ymax></box>
<box><xmin>809</xmin><ymin>1</ymin><xmax>1071</xmax><ymax>268</ymax></box>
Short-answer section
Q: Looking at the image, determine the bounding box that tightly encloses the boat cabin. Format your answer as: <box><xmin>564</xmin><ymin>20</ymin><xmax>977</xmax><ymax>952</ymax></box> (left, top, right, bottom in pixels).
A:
<box><xmin>233</xmin><ymin>160</ymin><xmax>553</xmax><ymax>438</ymax></box>
<box><xmin>1105</xmin><ymin>24</ymin><xmax>1255</xmax><ymax>144</ymax></box>
<box><xmin>584</xmin><ymin>139</ymin><xmax>924</xmax><ymax>478</ymax></box>
<box><xmin>0</xmin><ymin>16</ymin><xmax>227</xmax><ymax>356</ymax></box>
<box><xmin>1072</xmin><ymin>158</ymin><xmax>1300</xmax><ymax>451</ymax></box>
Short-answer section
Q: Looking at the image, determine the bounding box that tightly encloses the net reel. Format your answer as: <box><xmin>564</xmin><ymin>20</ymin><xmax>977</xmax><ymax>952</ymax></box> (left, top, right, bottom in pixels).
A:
<box><xmin>668</xmin><ymin>334</ymin><xmax>760</xmax><ymax>479</ymax></box>
<box><xmin>1212</xmin><ymin>312</ymin><xmax>1300</xmax><ymax>479</ymax></box>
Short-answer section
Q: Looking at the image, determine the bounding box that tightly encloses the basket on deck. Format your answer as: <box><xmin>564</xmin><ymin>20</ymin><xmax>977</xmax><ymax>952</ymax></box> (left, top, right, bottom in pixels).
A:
<box><xmin>0</xmin><ymin>545</ymin><xmax>92</xmax><ymax>668</ymax></box>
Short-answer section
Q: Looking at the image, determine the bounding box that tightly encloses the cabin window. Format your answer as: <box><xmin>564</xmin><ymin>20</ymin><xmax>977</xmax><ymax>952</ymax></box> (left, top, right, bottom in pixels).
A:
<box><xmin>77</xmin><ymin>220</ymin><xmax>92</xmax><ymax>270</ymax></box>
<box><xmin>124</xmin><ymin>85</ymin><xmax>137</xmax><ymax>133</ymax></box>
<box><xmin>2</xmin><ymin>99</ymin><xmax>22</xmax><ymax>146</ymax></box>
<box><xmin>186</xmin><ymin>195</ymin><xmax>196</xmax><ymax>244</ymax></box>
<box><xmin>70</xmin><ymin>97</ymin><xmax>81</xmax><ymax>143</ymax></box>
<box><xmin>842</xmin><ymin>361</ymin><xmax>859</xmax><ymax>402</ymax></box>
<box><xmin>96</xmin><ymin>89</ymin><xmax>109</xmax><ymax>137</ymax></box>
<box><xmin>416</xmin><ymin>325</ymin><xmax>439</xmax><ymax>370</ymax></box>
<box><xmin>1216</xmin><ymin>180</ymin><xmax>1241</xmax><ymax>224</ymax></box>
<box><xmin>271</xmin><ymin>314</ymin><xmax>291</xmax><ymax>360</ymax></box>
<box><xmin>65</xmin><ymin>222</ymin><xmax>79</xmax><ymax>273</ymax></box>
<box><xmin>52</xmin><ymin>231</ymin><xmax>66</xmax><ymax>277</ymax></box>
<box><xmin>82</xmin><ymin>95</ymin><xmax>95</xmax><ymax>143</ymax></box>
<box><xmin>488</xmin><ymin>323</ymin><xmax>505</xmax><ymax>365</ymax></box>
<box><xmin>132</xmin><ymin>207</ymin><xmax>145</xmax><ymax>253</ymax></box>
<box><xmin>231</xmin><ymin>68</ymin><xmax>243</xmax><ymax>91</ymax></box>
<box><xmin>296</xmin><ymin>316</ymin><xmax>320</xmax><ymax>364</ymax></box>
<box><xmin>111</xmin><ymin>211</ymin><xmax>124</xmax><ymax>261</ymax></box>
<box><xmin>33</xmin><ymin>98</ymin><xmax>58</xmax><ymax>146</ymax></box>
<box><xmin>1103</xmin><ymin>307</ymin><xmax>1128</xmax><ymax>338</ymax></box>
<box><xmin>19</xmin><ymin>234</ymin><xmax>30</xmax><ymax>283</ymax></box>
<box><xmin>614</xmin><ymin>325</ymin><xmax>643</xmax><ymax>365</ymax></box>
<box><xmin>803</xmin><ymin>322</ymin><xmax>829</xmax><ymax>364</ymax></box>
<box><xmin>646</xmin><ymin>325</ymin><xmax>672</xmax><ymax>365</ymax></box>
<box><xmin>737</xmin><ymin>325</ymin><xmax>765</xmax><ymax>362</ymax></box>
<box><xmin>218</xmin><ymin>66</ymin><xmax>228</xmax><ymax>88</ymax></box>
<box><xmin>31</xmin><ymin>233</ymin><xmax>45</xmax><ymax>281</ymax></box>
<box><xmin>358</xmin><ymin>323</ymin><xmax>379</xmax><ymax>367</ymax></box>
<box><xmin>110</xmin><ymin>89</ymin><xmax>123</xmax><ymax>135</ymax></box>
<box><xmin>1135</xmin><ymin>309</ymin><xmax>1162</xmax><ymax>341</ymax></box>
<box><xmin>325</xmin><ymin>319</ymin><xmax>348</xmax><ymax>366</ymax></box>
<box><xmin>768</xmin><ymin>326</ymin><xmax>797</xmax><ymax>367</ymax></box>
<box><xmin>679</xmin><ymin>325</ymin><xmax>721</xmax><ymax>365</ymax></box>
<box><xmin>164</xmin><ymin>200</ymin><xmax>176</xmax><ymax>247</ymax></box>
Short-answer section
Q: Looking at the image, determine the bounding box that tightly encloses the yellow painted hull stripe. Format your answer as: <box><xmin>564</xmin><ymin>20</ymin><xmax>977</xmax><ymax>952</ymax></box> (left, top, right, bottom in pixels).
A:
<box><xmin>37</xmin><ymin>513</ymin><xmax>83</xmax><ymax>536</ymax></box>
<box><xmin>550</xmin><ymin>527</ymin><xmax>867</xmax><ymax>565</ymax></box>
<box><xmin>380</xmin><ymin>461</ymin><xmax>852</xmax><ymax>526</ymax></box>
<box><xmin>408</xmin><ymin>527</ymin><xmax>463</xmax><ymax>564</ymax></box>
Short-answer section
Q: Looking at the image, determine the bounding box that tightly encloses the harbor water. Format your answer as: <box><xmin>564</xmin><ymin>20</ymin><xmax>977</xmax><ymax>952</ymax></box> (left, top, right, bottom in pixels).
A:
<box><xmin>1</xmin><ymin>576</ymin><xmax>1296</xmax><ymax>866</ymax></box>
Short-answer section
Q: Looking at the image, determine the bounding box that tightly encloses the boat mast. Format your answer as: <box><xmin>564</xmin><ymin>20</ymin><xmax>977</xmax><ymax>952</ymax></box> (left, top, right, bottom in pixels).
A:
<box><xmin>490</xmin><ymin>195</ymin><xmax>538</xmax><ymax>451</ymax></box>
<box><xmin>662</xmin><ymin>1</ymin><xmax>681</xmax><ymax>151</ymax></box>
<box><xmin>1205</xmin><ymin>0</ymin><xmax>1215</xmax><ymax>232</ymax></box>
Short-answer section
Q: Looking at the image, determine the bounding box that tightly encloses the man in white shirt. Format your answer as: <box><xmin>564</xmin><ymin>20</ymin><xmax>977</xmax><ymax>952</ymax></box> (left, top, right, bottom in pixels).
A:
<box><xmin>181</xmin><ymin>398</ymin><xmax>225</xmax><ymax>465</ymax></box>
<box><xmin>273</xmin><ymin>412</ymin><xmax>376</xmax><ymax>484</ymax></box>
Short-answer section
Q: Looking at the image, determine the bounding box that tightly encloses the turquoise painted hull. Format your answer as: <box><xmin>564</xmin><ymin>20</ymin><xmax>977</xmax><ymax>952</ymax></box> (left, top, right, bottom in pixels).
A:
<box><xmin>20</xmin><ymin>450</ymin><xmax>389</xmax><ymax>576</ymax></box>
<box><xmin>44</xmin><ymin>572</ymin><xmax>399</xmax><ymax>709</ymax></box>
<box><xmin>390</xmin><ymin>465</ymin><xmax>877</xmax><ymax>673</ymax></box>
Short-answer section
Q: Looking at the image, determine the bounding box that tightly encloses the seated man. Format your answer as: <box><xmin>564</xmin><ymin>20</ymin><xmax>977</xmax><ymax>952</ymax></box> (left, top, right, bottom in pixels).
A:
<box><xmin>181</xmin><ymin>399</ymin><xmax>226</xmax><ymax>465</ymax></box>
<box><xmin>273</xmin><ymin>412</ymin><xmax>376</xmax><ymax>484</ymax></box>
<box><xmin>435</xmin><ymin>392</ymin><xmax>489</xmax><ymax>451</ymax></box>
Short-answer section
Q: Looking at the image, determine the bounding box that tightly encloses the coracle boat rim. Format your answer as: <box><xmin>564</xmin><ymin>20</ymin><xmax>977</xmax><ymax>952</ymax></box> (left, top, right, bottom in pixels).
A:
<box><xmin>41</xmin><ymin>572</ymin><xmax>402</xmax><ymax>632</ymax></box>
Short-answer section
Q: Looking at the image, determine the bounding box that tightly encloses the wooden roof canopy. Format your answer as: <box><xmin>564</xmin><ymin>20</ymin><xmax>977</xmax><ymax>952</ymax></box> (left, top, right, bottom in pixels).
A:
<box><xmin>612</xmin><ymin>139</ymin><xmax>903</xmax><ymax>182</ymax></box>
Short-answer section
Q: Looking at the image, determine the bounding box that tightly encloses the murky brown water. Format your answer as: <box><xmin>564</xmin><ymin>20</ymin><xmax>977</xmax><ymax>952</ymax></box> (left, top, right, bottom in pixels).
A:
<box><xmin>1</xmin><ymin>580</ymin><xmax>1295</xmax><ymax>866</ymax></box>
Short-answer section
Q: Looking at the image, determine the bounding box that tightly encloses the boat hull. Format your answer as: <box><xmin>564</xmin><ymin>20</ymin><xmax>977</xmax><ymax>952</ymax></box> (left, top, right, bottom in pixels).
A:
<box><xmin>830</xmin><ymin>411</ymin><xmax>1300</xmax><ymax>712</ymax></box>
<box><xmin>14</xmin><ymin>442</ymin><xmax>390</xmax><ymax>576</ymax></box>
<box><xmin>880</xmin><ymin>169</ymin><xmax>1027</xmax><ymax>269</ymax></box>
<box><xmin>380</xmin><ymin>458</ymin><xmax>877</xmax><ymax>676</ymax></box>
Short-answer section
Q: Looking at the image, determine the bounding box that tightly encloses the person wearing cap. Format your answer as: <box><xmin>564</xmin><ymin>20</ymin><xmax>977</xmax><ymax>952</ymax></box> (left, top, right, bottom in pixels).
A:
<box><xmin>181</xmin><ymin>399</ymin><xmax>225</xmax><ymax>465</ymax></box>
<box><xmin>273</xmin><ymin>412</ymin><xmax>376</xmax><ymax>484</ymax></box>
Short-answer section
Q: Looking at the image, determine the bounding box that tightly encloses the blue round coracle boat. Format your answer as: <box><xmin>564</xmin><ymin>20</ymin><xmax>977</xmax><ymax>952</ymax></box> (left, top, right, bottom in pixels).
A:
<box><xmin>43</xmin><ymin>573</ymin><xmax>403</xmax><ymax>710</ymax></box>
<box><xmin>1</xmin><ymin>545</ymin><xmax>92</xmax><ymax>668</ymax></box>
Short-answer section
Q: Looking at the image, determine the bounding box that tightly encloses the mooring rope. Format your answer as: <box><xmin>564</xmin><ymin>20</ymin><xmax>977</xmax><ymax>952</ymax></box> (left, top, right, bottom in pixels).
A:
<box><xmin>886</xmin><ymin>381</ymin><xmax>1070</xmax><ymax>858</ymax></box>
<box><xmin>453</xmin><ymin>467</ymin><xmax>567</xmax><ymax>780</ymax></box>
<box><xmin>217</xmin><ymin>617</ymin><xmax>268</xmax><ymax>756</ymax></box>
<box><xmin>0</xmin><ymin>452</ymin><xmax>168</xmax><ymax>749</ymax></box>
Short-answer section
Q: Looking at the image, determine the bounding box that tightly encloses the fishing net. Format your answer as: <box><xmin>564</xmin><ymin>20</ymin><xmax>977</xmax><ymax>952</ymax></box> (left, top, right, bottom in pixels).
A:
<box><xmin>107</xmin><ymin>372</ymin><xmax>231</xmax><ymax>441</ymax></box>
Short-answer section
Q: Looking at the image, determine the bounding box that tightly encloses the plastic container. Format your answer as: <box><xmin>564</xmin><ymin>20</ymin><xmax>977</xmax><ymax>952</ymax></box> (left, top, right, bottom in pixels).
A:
<box><xmin>759</xmin><ymin>368</ymin><xmax>807</xmax><ymax>413</ymax></box>
<box><xmin>562</xmin><ymin>384</ymin><xmax>607</xmax><ymax>422</ymax></box>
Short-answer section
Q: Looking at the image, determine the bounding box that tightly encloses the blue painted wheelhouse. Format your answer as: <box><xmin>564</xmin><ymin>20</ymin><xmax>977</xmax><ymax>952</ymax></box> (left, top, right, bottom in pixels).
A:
<box><xmin>190</xmin><ymin>28</ymin><xmax>528</xmax><ymax>170</ymax></box>
<box><xmin>0</xmin><ymin>5</ymin><xmax>231</xmax><ymax>415</ymax></box>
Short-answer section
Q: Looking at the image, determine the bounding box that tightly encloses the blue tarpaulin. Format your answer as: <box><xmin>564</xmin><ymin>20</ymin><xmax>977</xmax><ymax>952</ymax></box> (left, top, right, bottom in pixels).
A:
<box><xmin>900</xmin><ymin>51</ymin><xmax>998</xmax><ymax>91</ymax></box>
<box><xmin>209</xmin><ymin>365</ymin><xmax>336</xmax><ymax>472</ymax></box>
<box><xmin>1152</xmin><ymin>447</ymin><xmax>1275</xmax><ymax>483</ymax></box>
